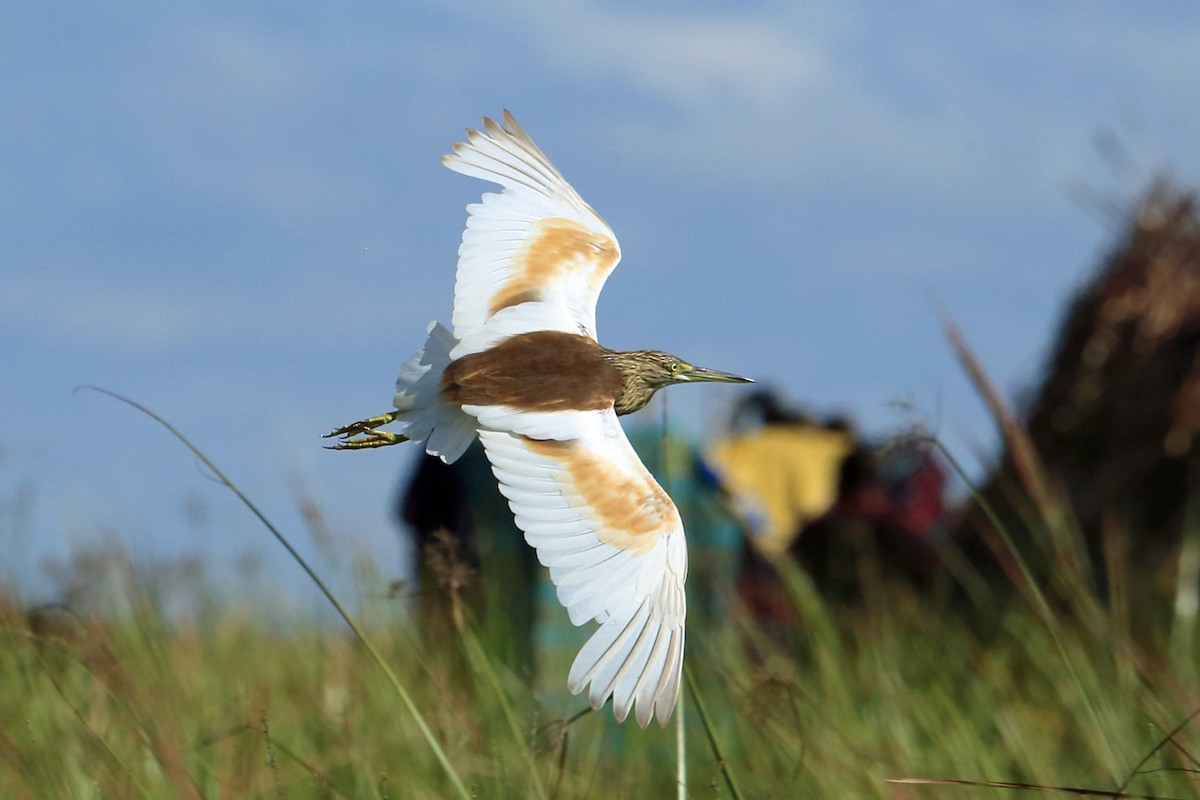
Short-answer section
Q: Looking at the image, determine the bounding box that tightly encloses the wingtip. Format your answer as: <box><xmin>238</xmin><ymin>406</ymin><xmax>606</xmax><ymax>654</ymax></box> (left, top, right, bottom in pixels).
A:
<box><xmin>482</xmin><ymin>115</ymin><xmax>504</xmax><ymax>138</ymax></box>
<box><xmin>479</xmin><ymin>110</ymin><xmax>529</xmax><ymax>144</ymax></box>
<box><xmin>502</xmin><ymin>109</ymin><xmax>533</xmax><ymax>145</ymax></box>
<box><xmin>465</xmin><ymin>126</ymin><xmax>486</xmax><ymax>146</ymax></box>
<box><xmin>654</xmin><ymin>692</ymin><xmax>678</xmax><ymax>727</ymax></box>
<box><xmin>612</xmin><ymin>697</ymin><xmax>633</xmax><ymax>724</ymax></box>
<box><xmin>590</xmin><ymin>690</ymin><xmax>662</xmax><ymax>728</ymax></box>
<box><xmin>443</xmin><ymin>135</ymin><xmax>475</xmax><ymax>167</ymax></box>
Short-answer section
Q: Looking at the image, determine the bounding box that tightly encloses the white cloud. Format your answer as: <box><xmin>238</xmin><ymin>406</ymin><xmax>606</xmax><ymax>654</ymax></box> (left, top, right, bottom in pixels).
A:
<box><xmin>499</xmin><ymin>0</ymin><xmax>1198</xmax><ymax>210</ymax></box>
<box><xmin>527</xmin><ymin>6</ymin><xmax>831</xmax><ymax>112</ymax></box>
<box><xmin>488</xmin><ymin>3</ymin><xmax>966</xmax><ymax>189</ymax></box>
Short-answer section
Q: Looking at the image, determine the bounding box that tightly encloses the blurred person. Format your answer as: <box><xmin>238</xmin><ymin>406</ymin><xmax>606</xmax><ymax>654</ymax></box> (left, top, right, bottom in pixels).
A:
<box><xmin>708</xmin><ymin>391</ymin><xmax>855</xmax><ymax>559</ymax></box>
<box><xmin>398</xmin><ymin>442</ymin><xmax>538</xmax><ymax>681</ymax></box>
<box><xmin>706</xmin><ymin>391</ymin><xmax>856</xmax><ymax>623</ymax></box>
<box><xmin>794</xmin><ymin>438</ymin><xmax>945</xmax><ymax>602</ymax></box>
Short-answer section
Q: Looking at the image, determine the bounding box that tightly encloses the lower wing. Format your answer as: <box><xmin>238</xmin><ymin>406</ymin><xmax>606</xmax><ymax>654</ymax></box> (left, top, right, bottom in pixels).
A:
<box><xmin>475</xmin><ymin>408</ymin><xmax>687</xmax><ymax>727</ymax></box>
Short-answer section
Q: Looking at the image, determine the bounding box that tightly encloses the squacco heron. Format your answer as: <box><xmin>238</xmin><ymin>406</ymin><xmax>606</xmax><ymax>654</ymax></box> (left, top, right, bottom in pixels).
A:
<box><xmin>326</xmin><ymin>111</ymin><xmax>751</xmax><ymax>727</ymax></box>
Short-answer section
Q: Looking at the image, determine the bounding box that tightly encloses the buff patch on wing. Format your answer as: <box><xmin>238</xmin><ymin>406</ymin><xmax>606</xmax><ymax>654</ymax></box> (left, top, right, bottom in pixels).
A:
<box><xmin>526</xmin><ymin>438</ymin><xmax>679</xmax><ymax>555</ymax></box>
<box><xmin>487</xmin><ymin>217</ymin><xmax>619</xmax><ymax>317</ymax></box>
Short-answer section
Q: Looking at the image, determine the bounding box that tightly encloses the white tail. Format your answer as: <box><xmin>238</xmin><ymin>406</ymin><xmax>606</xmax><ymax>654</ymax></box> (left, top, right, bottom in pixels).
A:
<box><xmin>392</xmin><ymin>321</ymin><xmax>478</xmax><ymax>464</ymax></box>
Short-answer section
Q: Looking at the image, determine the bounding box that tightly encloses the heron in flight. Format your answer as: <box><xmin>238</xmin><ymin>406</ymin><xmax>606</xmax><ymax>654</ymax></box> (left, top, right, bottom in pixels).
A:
<box><xmin>326</xmin><ymin>112</ymin><xmax>751</xmax><ymax>727</ymax></box>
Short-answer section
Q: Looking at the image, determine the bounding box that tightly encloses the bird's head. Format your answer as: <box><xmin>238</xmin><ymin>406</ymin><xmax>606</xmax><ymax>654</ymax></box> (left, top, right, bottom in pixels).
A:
<box><xmin>637</xmin><ymin>351</ymin><xmax>754</xmax><ymax>390</ymax></box>
<box><xmin>608</xmin><ymin>349</ymin><xmax>753</xmax><ymax>415</ymax></box>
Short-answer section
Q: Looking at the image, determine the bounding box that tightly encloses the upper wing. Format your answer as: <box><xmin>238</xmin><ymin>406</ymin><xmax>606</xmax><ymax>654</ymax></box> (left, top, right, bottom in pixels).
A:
<box><xmin>442</xmin><ymin>111</ymin><xmax>622</xmax><ymax>357</ymax></box>
<box><xmin>474</xmin><ymin>409</ymin><xmax>687</xmax><ymax>727</ymax></box>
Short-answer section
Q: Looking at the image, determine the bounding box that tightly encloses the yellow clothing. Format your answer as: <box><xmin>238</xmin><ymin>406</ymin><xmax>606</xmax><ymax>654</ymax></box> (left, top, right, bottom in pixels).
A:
<box><xmin>708</xmin><ymin>425</ymin><xmax>854</xmax><ymax>557</ymax></box>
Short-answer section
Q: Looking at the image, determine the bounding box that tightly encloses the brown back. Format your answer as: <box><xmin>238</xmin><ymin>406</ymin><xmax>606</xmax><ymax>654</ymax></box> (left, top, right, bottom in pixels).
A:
<box><xmin>441</xmin><ymin>331</ymin><xmax>623</xmax><ymax>412</ymax></box>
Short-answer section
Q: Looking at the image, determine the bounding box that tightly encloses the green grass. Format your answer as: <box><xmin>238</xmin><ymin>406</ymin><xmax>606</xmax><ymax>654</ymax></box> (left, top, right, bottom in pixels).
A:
<box><xmin>5</xmin><ymin>537</ymin><xmax>1200</xmax><ymax>798</ymax></box>
<box><xmin>7</xmin><ymin>532</ymin><xmax>1200</xmax><ymax>800</ymax></box>
<box><xmin>3</xmin><ymin>394</ymin><xmax>1200</xmax><ymax>797</ymax></box>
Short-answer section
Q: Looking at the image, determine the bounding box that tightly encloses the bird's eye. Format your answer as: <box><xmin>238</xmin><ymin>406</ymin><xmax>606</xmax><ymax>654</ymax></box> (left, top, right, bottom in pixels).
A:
<box><xmin>668</xmin><ymin>361</ymin><xmax>679</xmax><ymax>373</ymax></box>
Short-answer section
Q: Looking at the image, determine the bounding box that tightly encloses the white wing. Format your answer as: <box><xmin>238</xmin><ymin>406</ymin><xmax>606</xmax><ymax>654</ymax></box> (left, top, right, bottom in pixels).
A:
<box><xmin>476</xmin><ymin>410</ymin><xmax>687</xmax><ymax>727</ymax></box>
<box><xmin>442</xmin><ymin>111</ymin><xmax>622</xmax><ymax>358</ymax></box>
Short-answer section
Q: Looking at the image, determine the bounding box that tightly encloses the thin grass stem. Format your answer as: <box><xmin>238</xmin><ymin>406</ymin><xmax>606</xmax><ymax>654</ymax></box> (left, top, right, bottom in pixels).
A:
<box><xmin>931</xmin><ymin>437</ymin><xmax>1121</xmax><ymax>780</ymax></box>
<box><xmin>684</xmin><ymin>664</ymin><xmax>746</xmax><ymax>800</ymax></box>
<box><xmin>458</xmin><ymin>623</ymin><xmax>547</xmax><ymax>798</ymax></box>
<box><xmin>86</xmin><ymin>386</ymin><xmax>471</xmax><ymax>800</ymax></box>
<box><xmin>660</xmin><ymin>395</ymin><xmax>687</xmax><ymax>800</ymax></box>
<box><xmin>36</xmin><ymin>655</ymin><xmax>155</xmax><ymax>799</ymax></box>
<box><xmin>1116</xmin><ymin>707</ymin><xmax>1200</xmax><ymax>795</ymax></box>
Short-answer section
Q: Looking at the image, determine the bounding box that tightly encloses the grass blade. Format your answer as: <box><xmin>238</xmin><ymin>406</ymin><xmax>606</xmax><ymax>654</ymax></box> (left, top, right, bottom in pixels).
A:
<box><xmin>685</xmin><ymin>663</ymin><xmax>746</xmax><ymax>800</ymax></box>
<box><xmin>86</xmin><ymin>386</ymin><xmax>471</xmax><ymax>800</ymax></box>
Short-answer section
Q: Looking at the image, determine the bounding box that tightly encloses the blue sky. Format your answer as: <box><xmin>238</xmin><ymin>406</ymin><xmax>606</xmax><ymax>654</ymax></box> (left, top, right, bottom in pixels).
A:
<box><xmin>3</xmin><ymin>2</ymin><xmax>1199</xmax><ymax>606</ymax></box>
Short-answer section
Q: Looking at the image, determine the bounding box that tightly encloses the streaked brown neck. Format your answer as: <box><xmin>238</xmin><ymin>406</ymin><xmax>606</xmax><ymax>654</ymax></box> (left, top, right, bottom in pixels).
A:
<box><xmin>602</xmin><ymin>349</ymin><xmax>662</xmax><ymax>416</ymax></box>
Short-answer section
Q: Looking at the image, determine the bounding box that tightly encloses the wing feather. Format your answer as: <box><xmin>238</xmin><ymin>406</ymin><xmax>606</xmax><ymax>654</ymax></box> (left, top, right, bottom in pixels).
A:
<box><xmin>632</xmin><ymin>621</ymin><xmax>673</xmax><ymax>718</ymax></box>
<box><xmin>587</xmin><ymin>600</ymin><xmax>651</xmax><ymax>709</ymax></box>
<box><xmin>476</xmin><ymin>410</ymin><xmax>687</xmax><ymax>727</ymax></box>
<box><xmin>547</xmin><ymin>547</ymin><xmax>630</xmax><ymax>580</ymax></box>
<box><xmin>610</xmin><ymin>615</ymin><xmax>661</xmax><ymax>721</ymax></box>
<box><xmin>444</xmin><ymin>111</ymin><xmax>622</xmax><ymax>352</ymax></box>
<box><xmin>523</xmin><ymin>524</ymin><xmax>598</xmax><ymax>543</ymax></box>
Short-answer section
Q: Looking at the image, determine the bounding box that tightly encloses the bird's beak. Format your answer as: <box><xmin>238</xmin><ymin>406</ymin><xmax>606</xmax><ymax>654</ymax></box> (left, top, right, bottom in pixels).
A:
<box><xmin>679</xmin><ymin>364</ymin><xmax>755</xmax><ymax>384</ymax></box>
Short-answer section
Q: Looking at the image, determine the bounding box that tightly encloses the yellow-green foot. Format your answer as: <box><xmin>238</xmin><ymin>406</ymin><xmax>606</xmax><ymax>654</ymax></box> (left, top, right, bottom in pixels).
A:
<box><xmin>323</xmin><ymin>411</ymin><xmax>408</xmax><ymax>450</ymax></box>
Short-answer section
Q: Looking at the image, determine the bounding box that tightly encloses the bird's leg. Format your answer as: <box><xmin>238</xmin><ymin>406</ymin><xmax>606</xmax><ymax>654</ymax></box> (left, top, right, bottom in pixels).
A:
<box><xmin>323</xmin><ymin>411</ymin><xmax>408</xmax><ymax>450</ymax></box>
